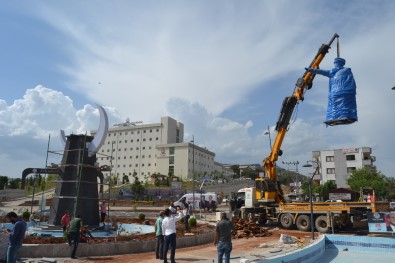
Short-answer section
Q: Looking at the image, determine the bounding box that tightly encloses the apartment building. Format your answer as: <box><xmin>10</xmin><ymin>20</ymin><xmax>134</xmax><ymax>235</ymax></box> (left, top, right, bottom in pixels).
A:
<box><xmin>312</xmin><ymin>147</ymin><xmax>376</xmax><ymax>188</ymax></box>
<box><xmin>92</xmin><ymin>116</ymin><xmax>215</xmax><ymax>183</ymax></box>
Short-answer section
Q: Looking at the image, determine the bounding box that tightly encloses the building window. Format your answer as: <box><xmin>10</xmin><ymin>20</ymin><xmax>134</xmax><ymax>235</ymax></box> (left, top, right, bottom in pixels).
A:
<box><xmin>130</xmin><ymin>147</ymin><xmax>133</xmax><ymax>150</ymax></box>
<box><xmin>326</xmin><ymin>156</ymin><xmax>334</xmax><ymax>162</ymax></box>
<box><xmin>124</xmin><ymin>156</ymin><xmax>126</xmax><ymax>159</ymax></box>
<box><xmin>169</xmin><ymin>156</ymin><xmax>174</xmax><ymax>165</ymax></box>
<box><xmin>142</xmin><ymin>164</ymin><xmax>145</xmax><ymax>167</ymax></box>
<box><xmin>143</xmin><ymin>138</ymin><xmax>146</xmax><ymax>141</ymax></box>
<box><xmin>135</xmin><ymin>164</ymin><xmax>138</xmax><ymax>167</ymax></box>
<box><xmin>149</xmin><ymin>146</ymin><xmax>152</xmax><ymax>149</ymax></box>
<box><xmin>125</xmin><ymin>140</ymin><xmax>127</xmax><ymax>143</ymax></box>
<box><xmin>347</xmin><ymin>167</ymin><xmax>356</xmax><ymax>173</ymax></box>
<box><xmin>119</xmin><ymin>140</ymin><xmax>121</xmax><ymax>143</ymax></box>
<box><xmin>143</xmin><ymin>130</ymin><xmax>146</xmax><ymax>133</ymax></box>
<box><xmin>136</xmin><ymin>147</ymin><xmax>139</xmax><ymax>150</ymax></box>
<box><xmin>327</xmin><ymin>168</ymin><xmax>335</xmax><ymax>174</ymax></box>
<box><xmin>169</xmin><ymin>166</ymin><xmax>174</xmax><ymax>174</ymax></box>
<box><xmin>143</xmin><ymin>147</ymin><xmax>145</xmax><ymax>150</ymax></box>
<box><xmin>130</xmin><ymin>156</ymin><xmax>132</xmax><ymax>159</ymax></box>
<box><xmin>137</xmin><ymin>139</ymin><xmax>140</xmax><ymax>142</ymax></box>
<box><xmin>124</xmin><ymin>148</ymin><xmax>127</xmax><ymax>151</ymax></box>
<box><xmin>148</xmin><ymin>163</ymin><xmax>151</xmax><ymax>167</ymax></box>
<box><xmin>346</xmin><ymin>155</ymin><xmax>356</xmax><ymax>161</ymax></box>
<box><xmin>142</xmin><ymin>155</ymin><xmax>145</xmax><ymax>158</ymax></box>
<box><xmin>156</xmin><ymin>137</ymin><xmax>159</xmax><ymax>141</ymax></box>
<box><xmin>150</xmin><ymin>129</ymin><xmax>152</xmax><ymax>133</ymax></box>
<box><xmin>169</xmin><ymin>147</ymin><xmax>175</xmax><ymax>155</ymax></box>
<box><xmin>137</xmin><ymin>131</ymin><xmax>140</xmax><ymax>134</ymax></box>
<box><xmin>149</xmin><ymin>138</ymin><xmax>152</xmax><ymax>141</ymax></box>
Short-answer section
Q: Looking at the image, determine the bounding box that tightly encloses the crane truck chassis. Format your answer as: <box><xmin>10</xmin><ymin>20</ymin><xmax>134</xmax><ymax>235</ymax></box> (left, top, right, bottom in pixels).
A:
<box><xmin>230</xmin><ymin>187</ymin><xmax>389</xmax><ymax>233</ymax></box>
<box><xmin>229</xmin><ymin>34</ymin><xmax>390</xmax><ymax>233</ymax></box>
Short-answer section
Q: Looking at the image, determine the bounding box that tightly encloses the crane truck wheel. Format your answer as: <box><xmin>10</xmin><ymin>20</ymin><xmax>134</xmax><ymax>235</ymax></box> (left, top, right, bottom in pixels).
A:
<box><xmin>279</xmin><ymin>213</ymin><xmax>294</xmax><ymax>229</ymax></box>
<box><xmin>296</xmin><ymin>215</ymin><xmax>311</xmax><ymax>231</ymax></box>
<box><xmin>315</xmin><ymin>215</ymin><xmax>329</xmax><ymax>233</ymax></box>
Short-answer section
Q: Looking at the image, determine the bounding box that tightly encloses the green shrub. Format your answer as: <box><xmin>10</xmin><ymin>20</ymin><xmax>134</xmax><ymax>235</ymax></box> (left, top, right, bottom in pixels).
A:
<box><xmin>188</xmin><ymin>216</ymin><xmax>197</xmax><ymax>228</ymax></box>
<box><xmin>22</xmin><ymin>210</ymin><xmax>30</xmax><ymax>221</ymax></box>
<box><xmin>138</xmin><ymin>213</ymin><xmax>146</xmax><ymax>220</ymax></box>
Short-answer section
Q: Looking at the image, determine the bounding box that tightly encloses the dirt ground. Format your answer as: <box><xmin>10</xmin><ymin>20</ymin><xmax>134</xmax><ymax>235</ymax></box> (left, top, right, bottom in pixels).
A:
<box><xmin>57</xmin><ymin>228</ymin><xmax>313</xmax><ymax>263</ymax></box>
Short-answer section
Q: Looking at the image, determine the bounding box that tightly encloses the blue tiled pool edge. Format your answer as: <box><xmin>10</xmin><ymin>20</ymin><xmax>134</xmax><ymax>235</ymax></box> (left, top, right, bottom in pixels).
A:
<box><xmin>325</xmin><ymin>234</ymin><xmax>395</xmax><ymax>253</ymax></box>
<box><xmin>261</xmin><ymin>235</ymin><xmax>325</xmax><ymax>263</ymax></box>
<box><xmin>262</xmin><ymin>234</ymin><xmax>395</xmax><ymax>263</ymax></box>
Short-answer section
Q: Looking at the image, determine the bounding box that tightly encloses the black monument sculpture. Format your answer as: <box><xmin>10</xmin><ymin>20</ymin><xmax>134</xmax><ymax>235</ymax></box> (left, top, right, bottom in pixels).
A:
<box><xmin>47</xmin><ymin>105</ymin><xmax>108</xmax><ymax>226</ymax></box>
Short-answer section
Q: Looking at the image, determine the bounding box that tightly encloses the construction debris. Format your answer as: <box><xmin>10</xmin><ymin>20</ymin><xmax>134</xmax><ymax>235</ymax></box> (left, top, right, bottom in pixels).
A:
<box><xmin>231</xmin><ymin>218</ymin><xmax>272</xmax><ymax>239</ymax></box>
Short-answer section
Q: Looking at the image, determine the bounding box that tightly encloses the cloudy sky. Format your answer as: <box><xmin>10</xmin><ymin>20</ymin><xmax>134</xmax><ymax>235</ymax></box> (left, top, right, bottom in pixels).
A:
<box><xmin>1</xmin><ymin>1</ymin><xmax>394</xmax><ymax>179</ymax></box>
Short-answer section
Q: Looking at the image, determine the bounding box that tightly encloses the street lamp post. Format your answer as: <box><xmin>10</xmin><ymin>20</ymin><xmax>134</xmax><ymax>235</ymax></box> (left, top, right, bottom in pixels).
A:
<box><xmin>190</xmin><ymin>136</ymin><xmax>195</xmax><ymax>214</ymax></box>
<box><xmin>303</xmin><ymin>160</ymin><xmax>320</xmax><ymax>241</ymax></box>
<box><xmin>264</xmin><ymin>125</ymin><xmax>272</xmax><ymax>149</ymax></box>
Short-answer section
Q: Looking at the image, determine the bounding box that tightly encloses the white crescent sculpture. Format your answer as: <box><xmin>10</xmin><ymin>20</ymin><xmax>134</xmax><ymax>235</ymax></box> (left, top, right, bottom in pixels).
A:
<box><xmin>60</xmin><ymin>104</ymin><xmax>109</xmax><ymax>157</ymax></box>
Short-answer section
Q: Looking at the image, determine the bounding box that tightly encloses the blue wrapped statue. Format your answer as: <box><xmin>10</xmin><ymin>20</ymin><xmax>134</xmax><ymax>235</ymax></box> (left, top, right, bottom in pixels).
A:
<box><xmin>305</xmin><ymin>57</ymin><xmax>357</xmax><ymax>126</ymax></box>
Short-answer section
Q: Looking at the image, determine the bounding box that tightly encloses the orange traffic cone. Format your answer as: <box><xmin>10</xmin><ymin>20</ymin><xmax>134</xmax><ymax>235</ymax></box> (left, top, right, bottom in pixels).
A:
<box><xmin>367</xmin><ymin>193</ymin><xmax>371</xmax><ymax>202</ymax></box>
<box><xmin>372</xmin><ymin>190</ymin><xmax>376</xmax><ymax>203</ymax></box>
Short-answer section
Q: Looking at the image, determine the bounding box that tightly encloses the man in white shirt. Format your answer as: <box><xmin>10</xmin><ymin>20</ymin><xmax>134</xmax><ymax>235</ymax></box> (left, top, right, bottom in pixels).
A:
<box><xmin>162</xmin><ymin>208</ymin><xmax>183</xmax><ymax>263</ymax></box>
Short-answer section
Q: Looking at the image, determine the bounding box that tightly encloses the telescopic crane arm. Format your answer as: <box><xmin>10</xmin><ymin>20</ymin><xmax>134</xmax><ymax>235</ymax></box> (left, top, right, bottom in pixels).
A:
<box><xmin>258</xmin><ymin>34</ymin><xmax>339</xmax><ymax>204</ymax></box>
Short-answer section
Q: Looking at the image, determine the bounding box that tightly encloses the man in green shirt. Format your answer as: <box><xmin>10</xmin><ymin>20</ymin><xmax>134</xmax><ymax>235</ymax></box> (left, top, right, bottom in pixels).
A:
<box><xmin>67</xmin><ymin>215</ymin><xmax>82</xmax><ymax>259</ymax></box>
<box><xmin>155</xmin><ymin>211</ymin><xmax>165</xmax><ymax>259</ymax></box>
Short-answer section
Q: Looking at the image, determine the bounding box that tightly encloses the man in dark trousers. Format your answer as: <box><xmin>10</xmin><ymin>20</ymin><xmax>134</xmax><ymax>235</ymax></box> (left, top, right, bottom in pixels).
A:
<box><xmin>67</xmin><ymin>214</ymin><xmax>82</xmax><ymax>259</ymax></box>
<box><xmin>214</xmin><ymin>212</ymin><xmax>235</xmax><ymax>263</ymax></box>
<box><xmin>4</xmin><ymin>212</ymin><xmax>26</xmax><ymax>263</ymax></box>
<box><xmin>162</xmin><ymin>208</ymin><xmax>183</xmax><ymax>263</ymax></box>
<box><xmin>155</xmin><ymin>211</ymin><xmax>165</xmax><ymax>259</ymax></box>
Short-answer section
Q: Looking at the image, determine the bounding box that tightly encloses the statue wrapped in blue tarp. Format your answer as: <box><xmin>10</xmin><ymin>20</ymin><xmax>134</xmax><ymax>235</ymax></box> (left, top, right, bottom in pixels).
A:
<box><xmin>305</xmin><ymin>57</ymin><xmax>357</xmax><ymax>126</ymax></box>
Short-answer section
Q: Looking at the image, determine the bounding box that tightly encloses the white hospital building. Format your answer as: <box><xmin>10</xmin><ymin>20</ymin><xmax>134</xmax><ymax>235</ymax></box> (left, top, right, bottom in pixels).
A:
<box><xmin>93</xmin><ymin>116</ymin><xmax>219</xmax><ymax>183</ymax></box>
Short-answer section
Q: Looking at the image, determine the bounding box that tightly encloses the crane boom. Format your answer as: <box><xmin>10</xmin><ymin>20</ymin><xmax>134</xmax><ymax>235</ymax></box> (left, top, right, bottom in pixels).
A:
<box><xmin>257</xmin><ymin>34</ymin><xmax>339</xmax><ymax>204</ymax></box>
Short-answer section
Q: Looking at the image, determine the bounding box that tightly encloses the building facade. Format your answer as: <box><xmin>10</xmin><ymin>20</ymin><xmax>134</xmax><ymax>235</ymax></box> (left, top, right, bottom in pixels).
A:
<box><xmin>312</xmin><ymin>147</ymin><xmax>376</xmax><ymax>188</ymax></box>
<box><xmin>92</xmin><ymin>116</ymin><xmax>215</xmax><ymax>183</ymax></box>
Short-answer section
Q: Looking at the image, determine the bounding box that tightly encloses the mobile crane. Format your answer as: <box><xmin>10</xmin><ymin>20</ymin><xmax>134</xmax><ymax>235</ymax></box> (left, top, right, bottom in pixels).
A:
<box><xmin>230</xmin><ymin>34</ymin><xmax>389</xmax><ymax>232</ymax></box>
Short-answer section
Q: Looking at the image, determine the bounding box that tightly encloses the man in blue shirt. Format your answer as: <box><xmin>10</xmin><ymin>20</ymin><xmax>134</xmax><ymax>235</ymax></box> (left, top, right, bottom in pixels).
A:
<box><xmin>5</xmin><ymin>212</ymin><xmax>26</xmax><ymax>263</ymax></box>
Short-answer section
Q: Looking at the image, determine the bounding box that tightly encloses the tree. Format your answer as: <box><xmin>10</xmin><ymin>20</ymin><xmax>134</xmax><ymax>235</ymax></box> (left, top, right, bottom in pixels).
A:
<box><xmin>230</xmin><ymin>165</ymin><xmax>240</xmax><ymax>179</ymax></box>
<box><xmin>385</xmin><ymin>177</ymin><xmax>395</xmax><ymax>200</ymax></box>
<box><xmin>122</xmin><ymin>175</ymin><xmax>129</xmax><ymax>184</ymax></box>
<box><xmin>0</xmin><ymin>176</ymin><xmax>8</xmax><ymax>189</ymax></box>
<box><xmin>241</xmin><ymin>167</ymin><xmax>258</xmax><ymax>180</ymax></box>
<box><xmin>130</xmin><ymin>176</ymin><xmax>145</xmax><ymax>201</ymax></box>
<box><xmin>347</xmin><ymin>167</ymin><xmax>387</xmax><ymax>199</ymax></box>
<box><xmin>8</xmin><ymin>178</ymin><xmax>21</xmax><ymax>189</ymax></box>
<box><xmin>315</xmin><ymin>181</ymin><xmax>337</xmax><ymax>201</ymax></box>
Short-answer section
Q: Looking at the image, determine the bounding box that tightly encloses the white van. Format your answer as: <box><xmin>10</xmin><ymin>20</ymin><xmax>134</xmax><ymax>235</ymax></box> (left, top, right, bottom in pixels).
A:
<box><xmin>173</xmin><ymin>192</ymin><xmax>218</xmax><ymax>211</ymax></box>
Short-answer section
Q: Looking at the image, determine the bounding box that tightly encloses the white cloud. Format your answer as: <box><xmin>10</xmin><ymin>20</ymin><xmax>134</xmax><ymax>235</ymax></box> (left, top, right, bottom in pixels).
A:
<box><xmin>2</xmin><ymin>1</ymin><xmax>395</xmax><ymax>178</ymax></box>
<box><xmin>0</xmin><ymin>86</ymin><xmax>123</xmax><ymax>177</ymax></box>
